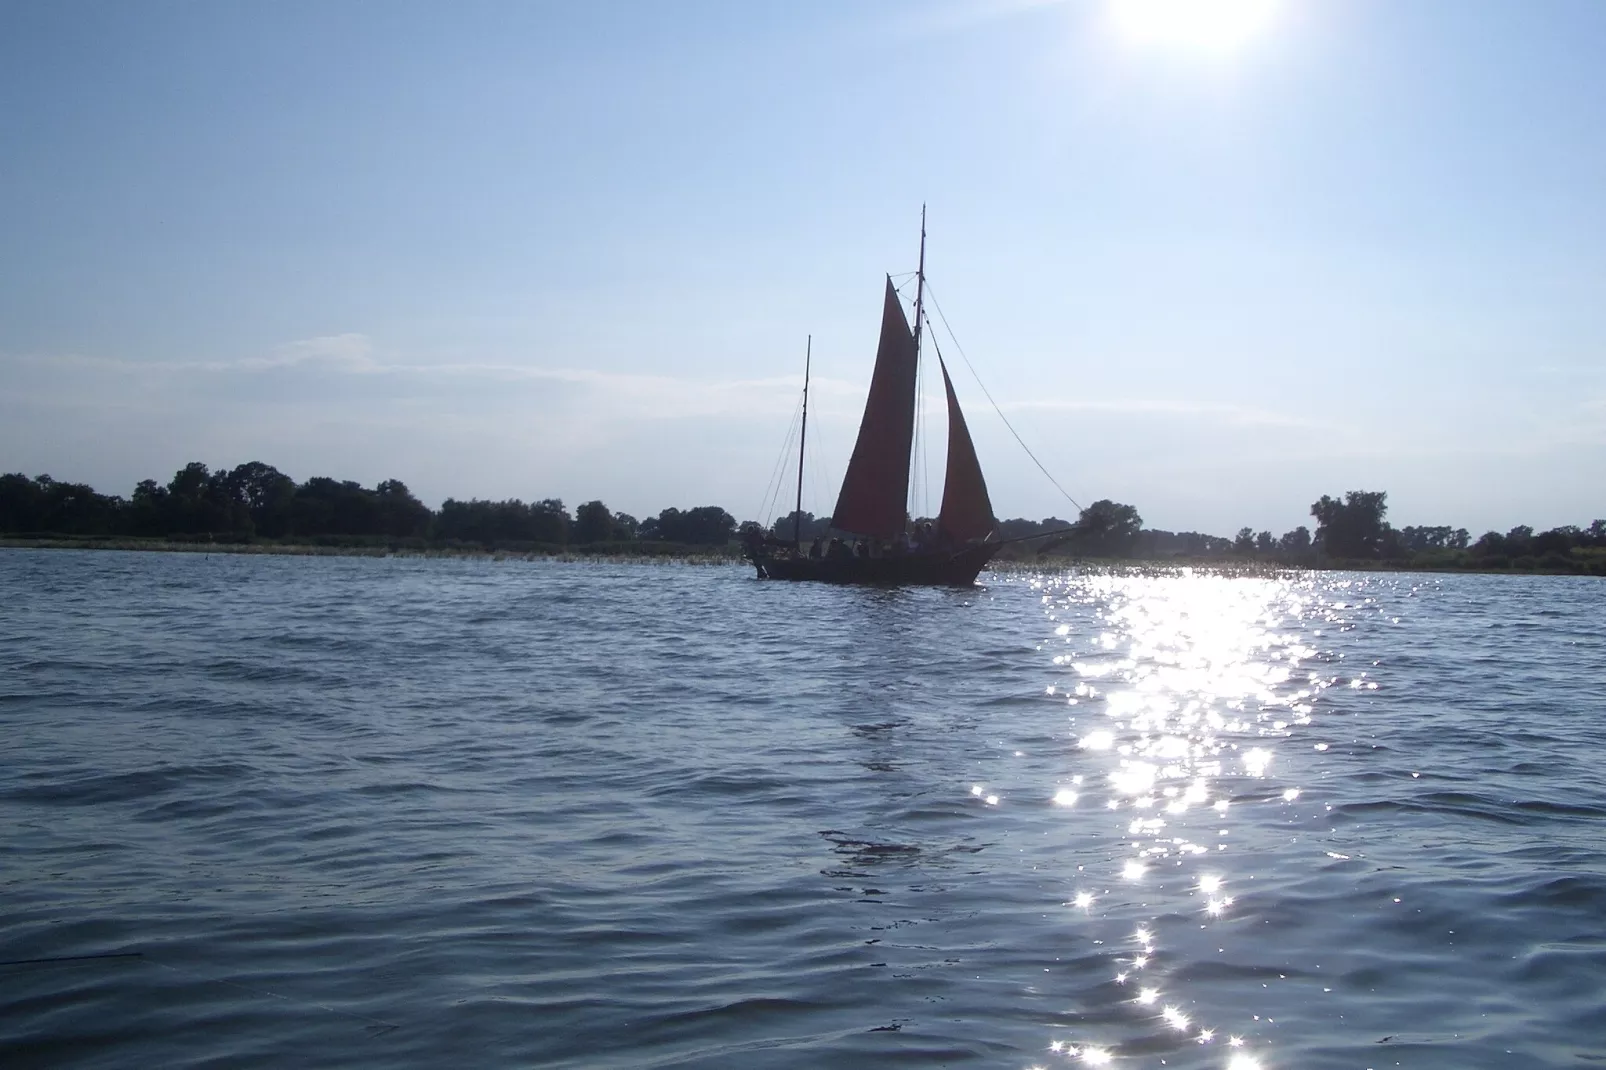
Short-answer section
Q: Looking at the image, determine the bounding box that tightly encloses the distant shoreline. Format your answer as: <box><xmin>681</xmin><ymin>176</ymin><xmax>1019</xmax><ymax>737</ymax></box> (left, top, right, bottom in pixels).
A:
<box><xmin>9</xmin><ymin>468</ymin><xmax>1601</xmax><ymax>577</ymax></box>
<box><xmin>4</xmin><ymin>536</ymin><xmax>1598</xmax><ymax>578</ymax></box>
<box><xmin>0</xmin><ymin>536</ymin><xmax>738</xmax><ymax>564</ymax></box>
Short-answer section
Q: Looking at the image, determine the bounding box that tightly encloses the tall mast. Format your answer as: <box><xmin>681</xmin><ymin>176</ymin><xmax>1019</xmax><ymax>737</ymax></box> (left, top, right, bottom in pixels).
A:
<box><xmin>908</xmin><ymin>204</ymin><xmax>927</xmax><ymax>531</ymax></box>
<box><xmin>912</xmin><ymin>204</ymin><xmax>927</xmax><ymax>363</ymax></box>
<box><xmin>793</xmin><ymin>335</ymin><xmax>811</xmax><ymax>547</ymax></box>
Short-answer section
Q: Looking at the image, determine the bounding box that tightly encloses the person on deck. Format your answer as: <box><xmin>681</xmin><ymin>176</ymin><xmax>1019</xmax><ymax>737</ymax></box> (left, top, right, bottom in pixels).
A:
<box><xmin>808</xmin><ymin>537</ymin><xmax>822</xmax><ymax>560</ymax></box>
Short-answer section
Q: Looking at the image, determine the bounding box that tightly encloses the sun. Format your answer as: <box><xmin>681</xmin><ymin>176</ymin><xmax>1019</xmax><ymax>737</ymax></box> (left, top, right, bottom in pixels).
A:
<box><xmin>1108</xmin><ymin>0</ymin><xmax>1280</xmax><ymax>55</ymax></box>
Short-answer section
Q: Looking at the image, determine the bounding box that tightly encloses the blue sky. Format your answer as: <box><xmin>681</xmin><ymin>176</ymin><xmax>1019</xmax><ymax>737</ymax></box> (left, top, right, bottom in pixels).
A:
<box><xmin>2</xmin><ymin>0</ymin><xmax>1602</xmax><ymax>536</ymax></box>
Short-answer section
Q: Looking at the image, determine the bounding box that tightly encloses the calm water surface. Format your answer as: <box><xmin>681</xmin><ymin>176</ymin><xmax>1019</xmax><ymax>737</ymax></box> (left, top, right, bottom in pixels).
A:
<box><xmin>2</xmin><ymin>550</ymin><xmax>1603</xmax><ymax>1068</ymax></box>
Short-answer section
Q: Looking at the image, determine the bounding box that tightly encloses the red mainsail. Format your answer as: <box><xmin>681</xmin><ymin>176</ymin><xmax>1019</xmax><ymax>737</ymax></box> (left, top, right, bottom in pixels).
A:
<box><xmin>830</xmin><ymin>278</ymin><xmax>919</xmax><ymax>539</ymax></box>
<box><xmin>936</xmin><ymin>356</ymin><xmax>995</xmax><ymax>543</ymax></box>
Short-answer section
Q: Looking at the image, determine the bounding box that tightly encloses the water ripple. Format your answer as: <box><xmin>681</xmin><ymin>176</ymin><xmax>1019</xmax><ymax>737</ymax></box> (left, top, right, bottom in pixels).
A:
<box><xmin>1</xmin><ymin>552</ymin><xmax>1602</xmax><ymax>1067</ymax></box>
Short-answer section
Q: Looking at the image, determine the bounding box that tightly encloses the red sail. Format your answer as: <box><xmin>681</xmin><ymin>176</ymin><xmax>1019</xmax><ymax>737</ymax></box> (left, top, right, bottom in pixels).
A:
<box><xmin>831</xmin><ymin>278</ymin><xmax>919</xmax><ymax>539</ymax></box>
<box><xmin>936</xmin><ymin>356</ymin><xmax>995</xmax><ymax>544</ymax></box>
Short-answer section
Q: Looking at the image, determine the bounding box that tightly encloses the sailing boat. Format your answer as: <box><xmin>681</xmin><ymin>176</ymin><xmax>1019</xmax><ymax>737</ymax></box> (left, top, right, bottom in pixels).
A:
<box><xmin>745</xmin><ymin>210</ymin><xmax>1002</xmax><ymax>586</ymax></box>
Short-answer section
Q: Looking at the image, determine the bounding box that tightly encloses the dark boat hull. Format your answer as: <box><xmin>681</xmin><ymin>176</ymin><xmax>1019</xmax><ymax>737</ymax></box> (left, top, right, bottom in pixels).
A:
<box><xmin>747</xmin><ymin>542</ymin><xmax>1001</xmax><ymax>586</ymax></box>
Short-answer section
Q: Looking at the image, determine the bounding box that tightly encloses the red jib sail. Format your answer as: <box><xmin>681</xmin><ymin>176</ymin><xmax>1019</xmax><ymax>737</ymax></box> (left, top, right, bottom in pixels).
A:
<box><xmin>936</xmin><ymin>355</ymin><xmax>995</xmax><ymax>543</ymax></box>
<box><xmin>830</xmin><ymin>278</ymin><xmax>919</xmax><ymax>539</ymax></box>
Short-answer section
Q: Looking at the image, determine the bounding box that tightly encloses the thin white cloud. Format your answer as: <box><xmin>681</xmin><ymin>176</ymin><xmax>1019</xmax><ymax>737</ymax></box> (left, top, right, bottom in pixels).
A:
<box><xmin>13</xmin><ymin>338</ymin><xmax>1599</xmax><ymax>460</ymax></box>
<box><xmin>251</xmin><ymin>333</ymin><xmax>380</xmax><ymax>371</ymax></box>
<box><xmin>7</xmin><ymin>333</ymin><xmax>380</xmax><ymax>375</ymax></box>
<box><xmin>1004</xmin><ymin>395</ymin><xmax>1331</xmax><ymax>430</ymax></box>
<box><xmin>3</xmin><ymin>336</ymin><xmax>867</xmax><ymax>423</ymax></box>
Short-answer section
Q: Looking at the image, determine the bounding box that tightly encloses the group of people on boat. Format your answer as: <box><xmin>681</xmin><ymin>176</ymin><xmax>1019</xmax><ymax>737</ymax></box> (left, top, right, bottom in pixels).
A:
<box><xmin>743</xmin><ymin>522</ymin><xmax>959</xmax><ymax>564</ymax></box>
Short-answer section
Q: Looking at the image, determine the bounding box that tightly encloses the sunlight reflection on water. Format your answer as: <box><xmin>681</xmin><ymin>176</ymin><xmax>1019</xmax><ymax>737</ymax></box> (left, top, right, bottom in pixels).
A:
<box><xmin>1030</xmin><ymin>571</ymin><xmax>1334</xmax><ymax>1068</ymax></box>
<box><xmin>7</xmin><ymin>554</ymin><xmax>1603</xmax><ymax>1067</ymax></box>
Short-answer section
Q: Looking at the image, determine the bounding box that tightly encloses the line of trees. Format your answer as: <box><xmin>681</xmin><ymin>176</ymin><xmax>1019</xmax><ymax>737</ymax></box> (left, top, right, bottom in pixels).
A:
<box><xmin>2</xmin><ymin>466</ymin><xmax>1601</xmax><ymax>574</ymax></box>
<box><xmin>995</xmin><ymin>500</ymin><xmax>1238</xmax><ymax>559</ymax></box>
<box><xmin>785</xmin><ymin>492</ymin><xmax>1604</xmax><ymax>575</ymax></box>
<box><xmin>0</xmin><ymin>463</ymin><xmax>735</xmax><ymax>550</ymax></box>
<box><xmin>1223</xmin><ymin>491</ymin><xmax>1606</xmax><ymax>574</ymax></box>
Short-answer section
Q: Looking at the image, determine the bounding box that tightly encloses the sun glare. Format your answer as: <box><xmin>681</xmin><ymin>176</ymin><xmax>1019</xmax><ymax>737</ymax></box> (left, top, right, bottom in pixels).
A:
<box><xmin>1109</xmin><ymin>0</ymin><xmax>1279</xmax><ymax>54</ymax></box>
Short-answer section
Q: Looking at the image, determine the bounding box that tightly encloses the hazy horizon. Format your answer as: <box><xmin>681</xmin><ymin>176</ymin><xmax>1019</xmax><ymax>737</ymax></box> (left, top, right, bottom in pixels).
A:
<box><xmin>4</xmin><ymin>1</ymin><xmax>1602</xmax><ymax>537</ymax></box>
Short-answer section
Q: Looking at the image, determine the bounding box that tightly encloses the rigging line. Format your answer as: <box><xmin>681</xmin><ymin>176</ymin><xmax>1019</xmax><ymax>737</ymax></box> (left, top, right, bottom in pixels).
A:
<box><xmin>918</xmin><ymin>309</ymin><xmax>931</xmax><ymax>519</ymax></box>
<box><xmin>807</xmin><ymin>428</ymin><xmax>837</xmax><ymax>527</ymax></box>
<box><xmin>811</xmin><ymin>455</ymin><xmax>833</xmax><ymax>524</ymax></box>
<box><xmin>768</xmin><ymin>401</ymin><xmax>802</xmax><ymax>527</ymax></box>
<box><xmin>904</xmin><ymin>291</ymin><xmax>929</xmax><ymax>522</ymax></box>
<box><xmin>913</xmin><ymin>308</ymin><xmax>933</xmax><ymax>521</ymax></box>
<box><xmin>922</xmin><ymin>282</ymin><xmax>1086</xmax><ymax>516</ymax></box>
<box><xmin>805</xmin><ymin>434</ymin><xmax>828</xmax><ymax>510</ymax></box>
<box><xmin>756</xmin><ymin>389</ymin><xmax>805</xmax><ymax>529</ymax></box>
<box><xmin>759</xmin><ymin>404</ymin><xmax>797</xmax><ymax>526</ymax></box>
<box><xmin>911</xmin><ymin>323</ymin><xmax>923</xmax><ymax>521</ymax></box>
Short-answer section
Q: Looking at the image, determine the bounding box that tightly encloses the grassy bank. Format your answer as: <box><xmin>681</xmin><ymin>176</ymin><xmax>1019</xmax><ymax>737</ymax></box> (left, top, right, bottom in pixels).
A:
<box><xmin>6</xmin><ymin>535</ymin><xmax>1601</xmax><ymax>577</ymax></box>
<box><xmin>0</xmin><ymin>533</ymin><xmax>741</xmax><ymax>564</ymax></box>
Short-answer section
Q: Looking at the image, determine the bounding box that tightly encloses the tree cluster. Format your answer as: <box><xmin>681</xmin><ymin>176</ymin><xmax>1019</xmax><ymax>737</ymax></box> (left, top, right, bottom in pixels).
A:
<box><xmin>2</xmin><ymin>462</ymin><xmax>434</xmax><ymax>542</ymax></box>
<box><xmin>1218</xmin><ymin>490</ymin><xmax>1605</xmax><ymax>574</ymax></box>
<box><xmin>0</xmin><ymin>464</ymin><xmax>733</xmax><ymax>551</ymax></box>
<box><xmin>766</xmin><ymin>510</ymin><xmax>834</xmax><ymax>543</ymax></box>
<box><xmin>639</xmin><ymin>506</ymin><xmax>737</xmax><ymax>545</ymax></box>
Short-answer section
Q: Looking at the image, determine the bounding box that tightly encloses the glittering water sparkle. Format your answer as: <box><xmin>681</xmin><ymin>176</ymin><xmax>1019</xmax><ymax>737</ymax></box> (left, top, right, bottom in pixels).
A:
<box><xmin>1</xmin><ymin>552</ymin><xmax>1603</xmax><ymax>1067</ymax></box>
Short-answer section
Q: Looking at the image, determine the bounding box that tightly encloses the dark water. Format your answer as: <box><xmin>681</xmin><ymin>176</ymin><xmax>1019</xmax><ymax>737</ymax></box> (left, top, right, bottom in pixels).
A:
<box><xmin>2</xmin><ymin>550</ymin><xmax>1603</xmax><ymax>1069</ymax></box>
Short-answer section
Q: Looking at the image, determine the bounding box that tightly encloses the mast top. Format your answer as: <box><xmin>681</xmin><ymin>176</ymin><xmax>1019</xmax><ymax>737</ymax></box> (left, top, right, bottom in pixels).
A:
<box><xmin>912</xmin><ymin>205</ymin><xmax>928</xmax><ymax>350</ymax></box>
<box><xmin>917</xmin><ymin>205</ymin><xmax>927</xmax><ymax>280</ymax></box>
